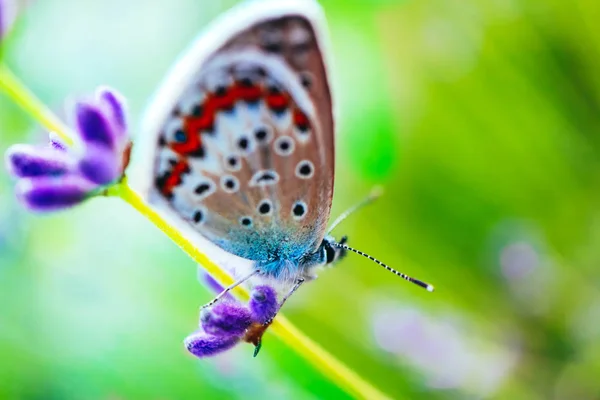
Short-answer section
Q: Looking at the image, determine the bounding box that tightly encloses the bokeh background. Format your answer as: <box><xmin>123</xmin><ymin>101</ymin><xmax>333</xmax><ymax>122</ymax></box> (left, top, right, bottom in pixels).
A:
<box><xmin>2</xmin><ymin>0</ymin><xmax>600</xmax><ymax>398</ymax></box>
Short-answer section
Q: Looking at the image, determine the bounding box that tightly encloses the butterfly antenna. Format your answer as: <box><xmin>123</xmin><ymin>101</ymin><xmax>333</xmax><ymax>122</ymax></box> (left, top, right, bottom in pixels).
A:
<box><xmin>327</xmin><ymin>186</ymin><xmax>383</xmax><ymax>235</ymax></box>
<box><xmin>332</xmin><ymin>242</ymin><xmax>434</xmax><ymax>292</ymax></box>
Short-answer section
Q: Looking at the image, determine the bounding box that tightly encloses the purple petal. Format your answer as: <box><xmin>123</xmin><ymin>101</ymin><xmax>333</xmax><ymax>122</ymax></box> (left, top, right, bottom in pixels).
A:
<box><xmin>97</xmin><ymin>87</ymin><xmax>127</xmax><ymax>135</ymax></box>
<box><xmin>0</xmin><ymin>0</ymin><xmax>17</xmax><ymax>39</ymax></box>
<box><xmin>15</xmin><ymin>174</ymin><xmax>94</xmax><ymax>212</ymax></box>
<box><xmin>78</xmin><ymin>144</ymin><xmax>121</xmax><ymax>185</ymax></box>
<box><xmin>5</xmin><ymin>144</ymin><xmax>72</xmax><ymax>178</ymax></box>
<box><xmin>200</xmin><ymin>302</ymin><xmax>252</xmax><ymax>337</ymax></box>
<box><xmin>49</xmin><ymin>132</ymin><xmax>67</xmax><ymax>151</ymax></box>
<box><xmin>76</xmin><ymin>103</ymin><xmax>115</xmax><ymax>149</ymax></box>
<box><xmin>249</xmin><ymin>286</ymin><xmax>279</xmax><ymax>324</ymax></box>
<box><xmin>184</xmin><ymin>331</ymin><xmax>239</xmax><ymax>358</ymax></box>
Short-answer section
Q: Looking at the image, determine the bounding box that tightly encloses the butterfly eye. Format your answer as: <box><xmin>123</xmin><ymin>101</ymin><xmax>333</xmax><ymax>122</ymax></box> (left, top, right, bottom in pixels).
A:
<box><xmin>274</xmin><ymin>136</ymin><xmax>295</xmax><ymax>157</ymax></box>
<box><xmin>295</xmin><ymin>160</ymin><xmax>314</xmax><ymax>179</ymax></box>
<box><xmin>292</xmin><ymin>201</ymin><xmax>307</xmax><ymax>220</ymax></box>
<box><xmin>221</xmin><ymin>175</ymin><xmax>239</xmax><ymax>193</ymax></box>
<box><xmin>325</xmin><ymin>243</ymin><xmax>336</xmax><ymax>264</ymax></box>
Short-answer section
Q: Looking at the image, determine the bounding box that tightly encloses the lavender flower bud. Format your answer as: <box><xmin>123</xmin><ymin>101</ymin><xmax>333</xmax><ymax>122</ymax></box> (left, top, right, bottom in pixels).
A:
<box><xmin>5</xmin><ymin>144</ymin><xmax>71</xmax><ymax>177</ymax></box>
<box><xmin>96</xmin><ymin>87</ymin><xmax>127</xmax><ymax>134</ymax></box>
<box><xmin>78</xmin><ymin>144</ymin><xmax>121</xmax><ymax>185</ymax></box>
<box><xmin>200</xmin><ymin>302</ymin><xmax>252</xmax><ymax>337</ymax></box>
<box><xmin>249</xmin><ymin>285</ymin><xmax>279</xmax><ymax>324</ymax></box>
<box><xmin>75</xmin><ymin>103</ymin><xmax>116</xmax><ymax>149</ymax></box>
<box><xmin>15</xmin><ymin>174</ymin><xmax>94</xmax><ymax>211</ymax></box>
<box><xmin>184</xmin><ymin>331</ymin><xmax>239</xmax><ymax>358</ymax></box>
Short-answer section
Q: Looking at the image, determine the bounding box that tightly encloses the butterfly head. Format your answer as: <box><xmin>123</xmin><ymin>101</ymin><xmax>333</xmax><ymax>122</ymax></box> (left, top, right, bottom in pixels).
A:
<box><xmin>321</xmin><ymin>235</ymin><xmax>348</xmax><ymax>266</ymax></box>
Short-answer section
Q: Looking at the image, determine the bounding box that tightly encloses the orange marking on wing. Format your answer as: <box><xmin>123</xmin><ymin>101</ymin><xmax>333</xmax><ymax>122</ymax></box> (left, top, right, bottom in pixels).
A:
<box><xmin>266</xmin><ymin>92</ymin><xmax>289</xmax><ymax>111</ymax></box>
<box><xmin>233</xmin><ymin>82</ymin><xmax>263</xmax><ymax>102</ymax></box>
<box><xmin>293</xmin><ymin>109</ymin><xmax>310</xmax><ymax>129</ymax></box>
<box><xmin>163</xmin><ymin>160</ymin><xmax>189</xmax><ymax>196</ymax></box>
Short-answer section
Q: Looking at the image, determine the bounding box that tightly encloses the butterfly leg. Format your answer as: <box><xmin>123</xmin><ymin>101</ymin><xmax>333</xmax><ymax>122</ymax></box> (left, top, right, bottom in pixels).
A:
<box><xmin>263</xmin><ymin>277</ymin><xmax>306</xmax><ymax>326</ymax></box>
<box><xmin>201</xmin><ymin>269</ymin><xmax>259</xmax><ymax>309</ymax></box>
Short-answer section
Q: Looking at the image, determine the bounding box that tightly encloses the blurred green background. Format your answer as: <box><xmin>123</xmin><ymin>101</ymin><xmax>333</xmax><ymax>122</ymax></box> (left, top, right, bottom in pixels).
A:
<box><xmin>2</xmin><ymin>0</ymin><xmax>600</xmax><ymax>398</ymax></box>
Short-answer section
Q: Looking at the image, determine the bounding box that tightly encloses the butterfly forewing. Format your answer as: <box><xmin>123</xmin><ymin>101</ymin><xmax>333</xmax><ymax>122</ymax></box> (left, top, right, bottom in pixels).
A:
<box><xmin>143</xmin><ymin>1</ymin><xmax>334</xmax><ymax>266</ymax></box>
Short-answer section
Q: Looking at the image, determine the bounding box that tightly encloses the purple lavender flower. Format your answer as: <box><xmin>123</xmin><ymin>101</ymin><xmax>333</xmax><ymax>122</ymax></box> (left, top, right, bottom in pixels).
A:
<box><xmin>15</xmin><ymin>175</ymin><xmax>95</xmax><ymax>211</ymax></box>
<box><xmin>185</xmin><ymin>284</ymin><xmax>281</xmax><ymax>358</ymax></box>
<box><xmin>184</xmin><ymin>331</ymin><xmax>240</xmax><ymax>358</ymax></box>
<box><xmin>49</xmin><ymin>132</ymin><xmax>67</xmax><ymax>151</ymax></box>
<box><xmin>5</xmin><ymin>87</ymin><xmax>130</xmax><ymax>212</ymax></box>
<box><xmin>200</xmin><ymin>302</ymin><xmax>252</xmax><ymax>337</ymax></box>
<box><xmin>249</xmin><ymin>285</ymin><xmax>279</xmax><ymax>324</ymax></box>
<box><xmin>78</xmin><ymin>144</ymin><xmax>121</xmax><ymax>185</ymax></box>
<box><xmin>5</xmin><ymin>145</ymin><xmax>72</xmax><ymax>177</ymax></box>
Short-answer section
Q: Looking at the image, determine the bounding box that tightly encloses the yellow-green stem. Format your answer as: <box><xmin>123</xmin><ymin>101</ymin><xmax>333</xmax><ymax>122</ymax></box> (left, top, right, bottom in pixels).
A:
<box><xmin>0</xmin><ymin>65</ymin><xmax>74</xmax><ymax>145</ymax></box>
<box><xmin>110</xmin><ymin>182</ymin><xmax>388</xmax><ymax>400</ymax></box>
<box><xmin>0</xmin><ymin>65</ymin><xmax>392</xmax><ymax>400</ymax></box>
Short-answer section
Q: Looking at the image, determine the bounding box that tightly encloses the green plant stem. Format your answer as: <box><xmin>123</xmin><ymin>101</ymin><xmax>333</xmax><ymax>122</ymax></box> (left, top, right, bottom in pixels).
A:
<box><xmin>0</xmin><ymin>65</ymin><xmax>74</xmax><ymax>145</ymax></box>
<box><xmin>110</xmin><ymin>182</ymin><xmax>389</xmax><ymax>400</ymax></box>
<box><xmin>0</xmin><ymin>65</ymin><xmax>392</xmax><ymax>400</ymax></box>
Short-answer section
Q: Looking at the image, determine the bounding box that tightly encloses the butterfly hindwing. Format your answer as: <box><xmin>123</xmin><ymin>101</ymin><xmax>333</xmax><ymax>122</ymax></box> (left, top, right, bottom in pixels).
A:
<box><xmin>142</xmin><ymin>0</ymin><xmax>334</xmax><ymax>267</ymax></box>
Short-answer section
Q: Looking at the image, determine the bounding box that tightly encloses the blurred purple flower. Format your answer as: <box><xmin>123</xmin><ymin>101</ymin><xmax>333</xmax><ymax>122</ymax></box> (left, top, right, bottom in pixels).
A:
<box><xmin>500</xmin><ymin>241</ymin><xmax>539</xmax><ymax>281</ymax></box>
<box><xmin>0</xmin><ymin>0</ymin><xmax>17</xmax><ymax>40</ymax></box>
<box><xmin>4</xmin><ymin>87</ymin><xmax>130</xmax><ymax>212</ymax></box>
<box><xmin>185</xmin><ymin>285</ymin><xmax>280</xmax><ymax>358</ymax></box>
<box><xmin>371</xmin><ymin>303</ymin><xmax>519</xmax><ymax>396</ymax></box>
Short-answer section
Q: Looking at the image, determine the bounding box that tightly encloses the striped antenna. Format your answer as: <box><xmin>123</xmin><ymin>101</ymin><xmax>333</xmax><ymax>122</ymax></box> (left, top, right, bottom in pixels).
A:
<box><xmin>332</xmin><ymin>242</ymin><xmax>434</xmax><ymax>292</ymax></box>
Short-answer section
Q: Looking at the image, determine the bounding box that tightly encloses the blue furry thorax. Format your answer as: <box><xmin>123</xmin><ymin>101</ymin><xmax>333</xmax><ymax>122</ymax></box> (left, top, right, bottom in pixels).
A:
<box><xmin>215</xmin><ymin>227</ymin><xmax>325</xmax><ymax>280</ymax></box>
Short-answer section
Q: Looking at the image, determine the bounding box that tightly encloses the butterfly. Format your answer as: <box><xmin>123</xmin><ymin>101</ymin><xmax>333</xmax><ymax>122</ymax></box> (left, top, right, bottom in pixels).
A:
<box><xmin>137</xmin><ymin>0</ymin><xmax>433</xmax><ymax>338</ymax></box>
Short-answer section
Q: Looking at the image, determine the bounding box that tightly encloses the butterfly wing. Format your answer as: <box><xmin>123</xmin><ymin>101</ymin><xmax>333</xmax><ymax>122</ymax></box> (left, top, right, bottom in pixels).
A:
<box><xmin>136</xmin><ymin>0</ymin><xmax>334</xmax><ymax>267</ymax></box>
